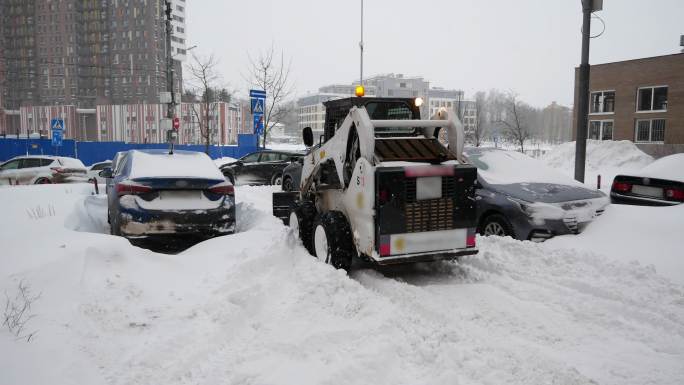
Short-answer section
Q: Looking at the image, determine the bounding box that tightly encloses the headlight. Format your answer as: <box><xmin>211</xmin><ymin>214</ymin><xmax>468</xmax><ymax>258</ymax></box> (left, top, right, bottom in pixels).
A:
<box><xmin>507</xmin><ymin>197</ymin><xmax>533</xmax><ymax>216</ymax></box>
<box><xmin>507</xmin><ymin>197</ymin><xmax>565</xmax><ymax>225</ymax></box>
<box><xmin>415</xmin><ymin>97</ymin><xmax>424</xmax><ymax>107</ymax></box>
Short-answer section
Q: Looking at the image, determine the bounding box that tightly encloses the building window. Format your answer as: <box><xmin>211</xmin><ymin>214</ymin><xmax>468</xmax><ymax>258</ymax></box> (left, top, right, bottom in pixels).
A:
<box><xmin>635</xmin><ymin>119</ymin><xmax>665</xmax><ymax>143</ymax></box>
<box><xmin>589</xmin><ymin>120</ymin><xmax>613</xmax><ymax>140</ymax></box>
<box><xmin>590</xmin><ymin>91</ymin><xmax>615</xmax><ymax>114</ymax></box>
<box><xmin>637</xmin><ymin>86</ymin><xmax>667</xmax><ymax>112</ymax></box>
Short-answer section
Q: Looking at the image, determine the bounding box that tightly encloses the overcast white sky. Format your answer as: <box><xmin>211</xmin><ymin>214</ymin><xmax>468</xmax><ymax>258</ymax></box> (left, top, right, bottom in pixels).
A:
<box><xmin>187</xmin><ymin>0</ymin><xmax>683</xmax><ymax>107</ymax></box>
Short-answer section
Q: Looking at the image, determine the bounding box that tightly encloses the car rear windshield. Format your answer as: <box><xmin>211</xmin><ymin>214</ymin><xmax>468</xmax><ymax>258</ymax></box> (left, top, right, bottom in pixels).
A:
<box><xmin>57</xmin><ymin>157</ymin><xmax>86</xmax><ymax>168</ymax></box>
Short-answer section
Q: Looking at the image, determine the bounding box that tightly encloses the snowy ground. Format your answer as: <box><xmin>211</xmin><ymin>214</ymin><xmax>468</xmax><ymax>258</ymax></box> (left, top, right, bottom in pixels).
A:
<box><xmin>1</xmin><ymin>182</ymin><xmax>683</xmax><ymax>385</ymax></box>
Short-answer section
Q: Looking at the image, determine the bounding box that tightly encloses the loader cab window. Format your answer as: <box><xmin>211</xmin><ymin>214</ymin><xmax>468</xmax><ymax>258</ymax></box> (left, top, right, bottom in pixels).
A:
<box><xmin>365</xmin><ymin>101</ymin><xmax>417</xmax><ymax>136</ymax></box>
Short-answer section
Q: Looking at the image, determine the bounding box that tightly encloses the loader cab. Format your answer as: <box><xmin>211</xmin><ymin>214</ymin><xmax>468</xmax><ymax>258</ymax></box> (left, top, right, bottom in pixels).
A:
<box><xmin>322</xmin><ymin>97</ymin><xmax>422</xmax><ymax>143</ymax></box>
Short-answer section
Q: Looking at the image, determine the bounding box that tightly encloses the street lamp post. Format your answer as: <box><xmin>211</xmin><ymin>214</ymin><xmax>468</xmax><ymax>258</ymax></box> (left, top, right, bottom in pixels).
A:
<box><xmin>574</xmin><ymin>0</ymin><xmax>602</xmax><ymax>183</ymax></box>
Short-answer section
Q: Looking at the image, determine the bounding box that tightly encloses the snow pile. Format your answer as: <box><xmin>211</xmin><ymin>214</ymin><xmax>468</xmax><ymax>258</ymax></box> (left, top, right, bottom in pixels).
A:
<box><xmin>1</xmin><ymin>184</ymin><xmax>683</xmax><ymax>384</ymax></box>
<box><xmin>127</xmin><ymin>150</ymin><xmax>224</xmax><ymax>180</ymax></box>
<box><xmin>467</xmin><ymin>148</ymin><xmax>583</xmax><ymax>186</ymax></box>
<box><xmin>542</xmin><ymin>140</ymin><xmax>653</xmax><ymax>190</ymax></box>
<box><xmin>632</xmin><ymin>153</ymin><xmax>684</xmax><ymax>182</ymax></box>
<box><xmin>547</xmin><ymin>203</ymin><xmax>684</xmax><ymax>285</ymax></box>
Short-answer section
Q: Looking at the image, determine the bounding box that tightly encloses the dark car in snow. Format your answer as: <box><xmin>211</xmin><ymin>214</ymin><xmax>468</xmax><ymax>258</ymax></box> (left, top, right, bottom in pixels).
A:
<box><xmin>610</xmin><ymin>154</ymin><xmax>684</xmax><ymax>206</ymax></box>
<box><xmin>220</xmin><ymin>150</ymin><xmax>303</xmax><ymax>186</ymax></box>
<box><xmin>464</xmin><ymin>147</ymin><xmax>609</xmax><ymax>242</ymax></box>
<box><xmin>281</xmin><ymin>158</ymin><xmax>302</xmax><ymax>191</ymax></box>
<box><xmin>103</xmin><ymin>150</ymin><xmax>235</xmax><ymax>243</ymax></box>
<box><xmin>281</xmin><ymin>144</ymin><xmax>322</xmax><ymax>191</ymax></box>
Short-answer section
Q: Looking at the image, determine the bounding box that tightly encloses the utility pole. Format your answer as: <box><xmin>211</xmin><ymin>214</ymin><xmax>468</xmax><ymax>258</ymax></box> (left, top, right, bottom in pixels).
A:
<box><xmin>574</xmin><ymin>0</ymin><xmax>599</xmax><ymax>182</ymax></box>
<box><xmin>164</xmin><ymin>1</ymin><xmax>176</xmax><ymax>153</ymax></box>
<box><xmin>359</xmin><ymin>0</ymin><xmax>364</xmax><ymax>86</ymax></box>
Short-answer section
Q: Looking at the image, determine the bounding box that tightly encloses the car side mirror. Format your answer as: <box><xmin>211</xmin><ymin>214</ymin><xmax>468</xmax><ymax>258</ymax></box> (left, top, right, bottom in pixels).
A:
<box><xmin>99</xmin><ymin>167</ymin><xmax>113</xmax><ymax>179</ymax></box>
<box><xmin>302</xmin><ymin>127</ymin><xmax>313</xmax><ymax>147</ymax></box>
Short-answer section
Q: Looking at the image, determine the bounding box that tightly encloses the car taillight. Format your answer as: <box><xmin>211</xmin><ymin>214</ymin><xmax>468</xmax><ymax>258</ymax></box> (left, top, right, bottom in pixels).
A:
<box><xmin>664</xmin><ymin>187</ymin><xmax>684</xmax><ymax>201</ymax></box>
<box><xmin>115</xmin><ymin>182</ymin><xmax>153</xmax><ymax>196</ymax></box>
<box><xmin>379</xmin><ymin>235</ymin><xmax>391</xmax><ymax>256</ymax></box>
<box><xmin>208</xmin><ymin>181</ymin><xmax>234</xmax><ymax>195</ymax></box>
<box><xmin>466</xmin><ymin>235</ymin><xmax>476</xmax><ymax>248</ymax></box>
<box><xmin>612</xmin><ymin>181</ymin><xmax>632</xmax><ymax>193</ymax></box>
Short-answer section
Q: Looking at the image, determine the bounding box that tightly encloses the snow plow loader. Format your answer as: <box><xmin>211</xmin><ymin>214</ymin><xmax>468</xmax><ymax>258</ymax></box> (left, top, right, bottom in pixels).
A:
<box><xmin>273</xmin><ymin>96</ymin><xmax>478</xmax><ymax>270</ymax></box>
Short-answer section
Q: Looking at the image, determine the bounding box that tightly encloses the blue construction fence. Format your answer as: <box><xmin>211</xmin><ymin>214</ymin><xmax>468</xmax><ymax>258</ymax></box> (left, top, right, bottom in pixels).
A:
<box><xmin>0</xmin><ymin>134</ymin><xmax>259</xmax><ymax>166</ymax></box>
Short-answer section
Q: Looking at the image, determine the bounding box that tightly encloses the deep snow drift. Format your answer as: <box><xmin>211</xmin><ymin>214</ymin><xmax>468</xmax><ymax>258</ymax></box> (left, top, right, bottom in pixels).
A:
<box><xmin>1</xmin><ymin>183</ymin><xmax>683</xmax><ymax>385</ymax></box>
<box><xmin>542</xmin><ymin>140</ymin><xmax>654</xmax><ymax>191</ymax></box>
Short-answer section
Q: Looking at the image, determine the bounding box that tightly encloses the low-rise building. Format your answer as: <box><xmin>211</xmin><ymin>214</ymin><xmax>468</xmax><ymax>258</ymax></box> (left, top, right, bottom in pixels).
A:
<box><xmin>298</xmin><ymin>74</ymin><xmax>471</xmax><ymax>136</ymax></box>
<box><xmin>573</xmin><ymin>53</ymin><xmax>684</xmax><ymax>157</ymax></box>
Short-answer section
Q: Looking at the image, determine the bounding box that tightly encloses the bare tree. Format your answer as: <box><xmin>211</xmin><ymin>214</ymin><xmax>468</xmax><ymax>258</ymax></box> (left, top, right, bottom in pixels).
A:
<box><xmin>185</xmin><ymin>54</ymin><xmax>224</xmax><ymax>154</ymax></box>
<box><xmin>245</xmin><ymin>46</ymin><xmax>293</xmax><ymax>148</ymax></box>
<box><xmin>497</xmin><ymin>92</ymin><xmax>531</xmax><ymax>153</ymax></box>
<box><xmin>471</xmin><ymin>91</ymin><xmax>486</xmax><ymax>147</ymax></box>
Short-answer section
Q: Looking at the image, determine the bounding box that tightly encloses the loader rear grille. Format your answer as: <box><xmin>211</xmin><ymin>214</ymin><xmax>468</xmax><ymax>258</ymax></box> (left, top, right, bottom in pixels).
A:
<box><xmin>375</xmin><ymin>138</ymin><xmax>457</xmax><ymax>162</ymax></box>
<box><xmin>405</xmin><ymin>198</ymin><xmax>454</xmax><ymax>232</ymax></box>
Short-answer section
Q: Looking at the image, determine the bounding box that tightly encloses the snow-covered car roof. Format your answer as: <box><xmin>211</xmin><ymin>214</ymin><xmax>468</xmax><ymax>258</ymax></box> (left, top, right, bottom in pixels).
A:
<box><xmin>464</xmin><ymin>147</ymin><xmax>584</xmax><ymax>187</ymax></box>
<box><xmin>127</xmin><ymin>150</ymin><xmax>224</xmax><ymax>181</ymax></box>
<box><xmin>629</xmin><ymin>153</ymin><xmax>684</xmax><ymax>183</ymax></box>
<box><xmin>90</xmin><ymin>160</ymin><xmax>112</xmax><ymax>166</ymax></box>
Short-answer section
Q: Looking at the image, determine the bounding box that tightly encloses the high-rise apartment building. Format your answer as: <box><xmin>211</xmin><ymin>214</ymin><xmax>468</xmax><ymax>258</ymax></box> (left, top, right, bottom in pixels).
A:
<box><xmin>0</xmin><ymin>0</ymin><xmax>187</xmax><ymax>138</ymax></box>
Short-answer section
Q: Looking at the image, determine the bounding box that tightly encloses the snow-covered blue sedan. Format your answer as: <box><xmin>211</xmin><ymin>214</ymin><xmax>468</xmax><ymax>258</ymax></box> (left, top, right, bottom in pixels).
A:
<box><xmin>103</xmin><ymin>150</ymin><xmax>235</xmax><ymax>243</ymax></box>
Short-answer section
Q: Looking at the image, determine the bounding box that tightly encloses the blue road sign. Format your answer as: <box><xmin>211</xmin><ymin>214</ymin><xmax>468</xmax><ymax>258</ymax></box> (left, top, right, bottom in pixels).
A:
<box><xmin>50</xmin><ymin>118</ymin><xmax>64</xmax><ymax>131</ymax></box>
<box><xmin>251</xmin><ymin>98</ymin><xmax>265</xmax><ymax>114</ymax></box>
<box><xmin>51</xmin><ymin>128</ymin><xmax>63</xmax><ymax>147</ymax></box>
<box><xmin>249</xmin><ymin>89</ymin><xmax>266</xmax><ymax>98</ymax></box>
<box><xmin>253</xmin><ymin>114</ymin><xmax>264</xmax><ymax>135</ymax></box>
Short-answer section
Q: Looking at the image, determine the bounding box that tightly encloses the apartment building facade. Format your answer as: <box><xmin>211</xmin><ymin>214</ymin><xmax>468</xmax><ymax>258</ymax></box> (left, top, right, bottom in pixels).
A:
<box><xmin>96</xmin><ymin>101</ymin><xmax>245</xmax><ymax>145</ymax></box>
<box><xmin>0</xmin><ymin>0</ymin><xmax>187</xmax><ymax>139</ymax></box>
<box><xmin>573</xmin><ymin>53</ymin><xmax>684</xmax><ymax>156</ymax></box>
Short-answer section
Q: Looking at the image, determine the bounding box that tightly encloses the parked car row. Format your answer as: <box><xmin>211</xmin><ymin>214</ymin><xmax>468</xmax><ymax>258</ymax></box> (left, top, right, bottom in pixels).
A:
<box><xmin>277</xmin><ymin>146</ymin><xmax>682</xmax><ymax>243</ymax></box>
<box><xmin>7</xmin><ymin>147</ymin><xmax>680</xmax><ymax>250</ymax></box>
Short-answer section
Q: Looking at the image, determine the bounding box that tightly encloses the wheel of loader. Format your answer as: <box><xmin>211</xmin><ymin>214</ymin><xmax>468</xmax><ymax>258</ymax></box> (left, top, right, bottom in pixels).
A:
<box><xmin>312</xmin><ymin>211</ymin><xmax>354</xmax><ymax>271</ymax></box>
<box><xmin>288</xmin><ymin>200</ymin><xmax>316</xmax><ymax>254</ymax></box>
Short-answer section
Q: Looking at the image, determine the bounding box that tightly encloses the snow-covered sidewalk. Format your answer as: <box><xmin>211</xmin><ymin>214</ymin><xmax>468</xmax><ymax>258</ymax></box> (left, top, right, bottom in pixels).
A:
<box><xmin>0</xmin><ymin>184</ymin><xmax>682</xmax><ymax>385</ymax></box>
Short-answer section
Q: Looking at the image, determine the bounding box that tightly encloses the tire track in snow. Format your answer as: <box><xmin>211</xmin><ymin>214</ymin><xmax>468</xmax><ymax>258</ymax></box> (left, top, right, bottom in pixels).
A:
<box><xmin>352</xmin><ymin>236</ymin><xmax>684</xmax><ymax>385</ymax></box>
